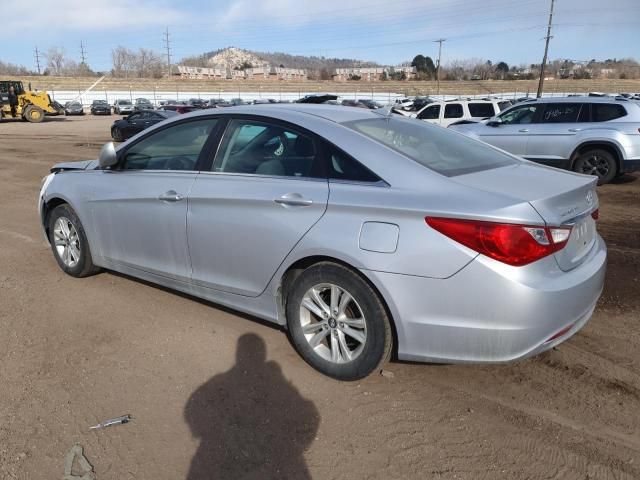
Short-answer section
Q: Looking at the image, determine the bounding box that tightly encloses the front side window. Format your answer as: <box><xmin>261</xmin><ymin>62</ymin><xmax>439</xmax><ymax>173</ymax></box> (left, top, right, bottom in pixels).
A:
<box><xmin>540</xmin><ymin>103</ymin><xmax>581</xmax><ymax>123</ymax></box>
<box><xmin>121</xmin><ymin>119</ymin><xmax>217</xmax><ymax>171</ymax></box>
<box><xmin>468</xmin><ymin>103</ymin><xmax>496</xmax><ymax>118</ymax></box>
<box><xmin>213</xmin><ymin>119</ymin><xmax>322</xmax><ymax>178</ymax></box>
<box><xmin>344</xmin><ymin>116</ymin><xmax>518</xmax><ymax>177</ymax></box>
<box><xmin>444</xmin><ymin>103</ymin><xmax>464</xmax><ymax>118</ymax></box>
<box><xmin>498</xmin><ymin>104</ymin><xmax>538</xmax><ymax>124</ymax></box>
<box><xmin>417</xmin><ymin>104</ymin><xmax>440</xmax><ymax>120</ymax></box>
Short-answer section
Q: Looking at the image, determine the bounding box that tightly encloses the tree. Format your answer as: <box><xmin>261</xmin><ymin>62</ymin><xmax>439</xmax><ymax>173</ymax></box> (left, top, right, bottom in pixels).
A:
<box><xmin>495</xmin><ymin>61</ymin><xmax>509</xmax><ymax>79</ymax></box>
<box><xmin>411</xmin><ymin>54</ymin><xmax>427</xmax><ymax>73</ymax></box>
<box><xmin>46</xmin><ymin>47</ymin><xmax>66</xmax><ymax>76</ymax></box>
<box><xmin>411</xmin><ymin>54</ymin><xmax>436</xmax><ymax>79</ymax></box>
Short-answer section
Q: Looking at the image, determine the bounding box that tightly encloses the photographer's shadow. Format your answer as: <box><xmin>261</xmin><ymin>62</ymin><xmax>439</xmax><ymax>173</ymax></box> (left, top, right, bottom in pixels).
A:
<box><xmin>185</xmin><ymin>333</ymin><xmax>319</xmax><ymax>480</ymax></box>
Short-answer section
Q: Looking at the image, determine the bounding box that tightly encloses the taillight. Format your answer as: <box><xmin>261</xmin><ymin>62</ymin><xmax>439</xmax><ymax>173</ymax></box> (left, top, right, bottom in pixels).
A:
<box><xmin>425</xmin><ymin>217</ymin><xmax>572</xmax><ymax>266</ymax></box>
<box><xmin>591</xmin><ymin>209</ymin><xmax>599</xmax><ymax>220</ymax></box>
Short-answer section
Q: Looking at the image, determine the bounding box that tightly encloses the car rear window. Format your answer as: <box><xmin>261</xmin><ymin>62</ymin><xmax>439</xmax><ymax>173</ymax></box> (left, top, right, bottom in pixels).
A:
<box><xmin>468</xmin><ymin>103</ymin><xmax>496</xmax><ymax>118</ymax></box>
<box><xmin>592</xmin><ymin>103</ymin><xmax>627</xmax><ymax>122</ymax></box>
<box><xmin>343</xmin><ymin>117</ymin><xmax>518</xmax><ymax>177</ymax></box>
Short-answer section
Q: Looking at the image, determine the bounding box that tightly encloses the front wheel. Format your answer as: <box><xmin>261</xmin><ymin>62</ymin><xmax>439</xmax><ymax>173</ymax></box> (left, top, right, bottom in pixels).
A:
<box><xmin>47</xmin><ymin>204</ymin><xmax>100</xmax><ymax>278</ymax></box>
<box><xmin>573</xmin><ymin>149</ymin><xmax>617</xmax><ymax>185</ymax></box>
<box><xmin>24</xmin><ymin>105</ymin><xmax>45</xmax><ymax>123</ymax></box>
<box><xmin>286</xmin><ymin>262</ymin><xmax>392</xmax><ymax>380</ymax></box>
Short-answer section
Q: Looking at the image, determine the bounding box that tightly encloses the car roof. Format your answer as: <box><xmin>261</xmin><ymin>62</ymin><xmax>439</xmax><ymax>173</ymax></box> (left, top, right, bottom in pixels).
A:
<box><xmin>186</xmin><ymin>103</ymin><xmax>381</xmax><ymax>124</ymax></box>
<box><xmin>526</xmin><ymin>96</ymin><xmax>630</xmax><ymax>104</ymax></box>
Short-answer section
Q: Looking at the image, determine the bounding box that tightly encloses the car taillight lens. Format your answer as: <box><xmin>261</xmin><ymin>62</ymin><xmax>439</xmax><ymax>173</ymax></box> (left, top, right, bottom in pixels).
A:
<box><xmin>591</xmin><ymin>209</ymin><xmax>599</xmax><ymax>220</ymax></box>
<box><xmin>425</xmin><ymin>217</ymin><xmax>572</xmax><ymax>266</ymax></box>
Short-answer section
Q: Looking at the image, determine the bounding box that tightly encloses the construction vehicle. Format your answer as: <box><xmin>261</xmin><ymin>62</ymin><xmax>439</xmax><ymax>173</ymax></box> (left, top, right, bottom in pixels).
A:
<box><xmin>0</xmin><ymin>80</ymin><xmax>64</xmax><ymax>122</ymax></box>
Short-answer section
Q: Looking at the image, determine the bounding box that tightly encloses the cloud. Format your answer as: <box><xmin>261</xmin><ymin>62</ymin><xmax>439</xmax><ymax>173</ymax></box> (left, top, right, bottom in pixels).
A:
<box><xmin>3</xmin><ymin>0</ymin><xmax>189</xmax><ymax>34</ymax></box>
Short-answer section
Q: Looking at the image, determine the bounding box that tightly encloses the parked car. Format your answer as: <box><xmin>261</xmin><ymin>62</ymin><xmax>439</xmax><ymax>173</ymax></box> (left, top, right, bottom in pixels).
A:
<box><xmin>113</xmin><ymin>99</ymin><xmax>134</xmax><ymax>115</ymax></box>
<box><xmin>110</xmin><ymin>110</ymin><xmax>177</xmax><ymax>141</ymax></box>
<box><xmin>64</xmin><ymin>101</ymin><xmax>84</xmax><ymax>116</ymax></box>
<box><xmin>413</xmin><ymin>99</ymin><xmax>508</xmax><ymax>127</ymax></box>
<box><xmin>357</xmin><ymin>99</ymin><xmax>384</xmax><ymax>110</ymax></box>
<box><xmin>39</xmin><ymin>105</ymin><xmax>606</xmax><ymax>380</ymax></box>
<box><xmin>159</xmin><ymin>103</ymin><xmax>200</xmax><ymax>114</ymax></box>
<box><xmin>90</xmin><ymin>99</ymin><xmax>111</xmax><ymax>115</ymax></box>
<box><xmin>449</xmin><ymin>97</ymin><xmax>640</xmax><ymax>184</ymax></box>
<box><xmin>208</xmin><ymin>99</ymin><xmax>231</xmax><ymax>108</ymax></box>
<box><xmin>188</xmin><ymin>98</ymin><xmax>207</xmax><ymax>108</ymax></box>
<box><xmin>297</xmin><ymin>94</ymin><xmax>338</xmax><ymax>104</ymax></box>
<box><xmin>341</xmin><ymin>99</ymin><xmax>368</xmax><ymax>108</ymax></box>
<box><xmin>393</xmin><ymin>98</ymin><xmax>414</xmax><ymax>110</ymax></box>
<box><xmin>229</xmin><ymin>98</ymin><xmax>248</xmax><ymax>106</ymax></box>
<box><xmin>134</xmin><ymin>98</ymin><xmax>154</xmax><ymax>112</ymax></box>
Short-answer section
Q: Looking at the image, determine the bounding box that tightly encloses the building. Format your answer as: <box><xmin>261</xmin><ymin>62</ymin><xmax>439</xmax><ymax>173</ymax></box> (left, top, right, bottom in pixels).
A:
<box><xmin>177</xmin><ymin>65</ymin><xmax>227</xmax><ymax>79</ymax></box>
<box><xmin>332</xmin><ymin>66</ymin><xmax>416</xmax><ymax>81</ymax></box>
<box><xmin>177</xmin><ymin>64</ymin><xmax>307</xmax><ymax>81</ymax></box>
<box><xmin>245</xmin><ymin>66</ymin><xmax>307</xmax><ymax>81</ymax></box>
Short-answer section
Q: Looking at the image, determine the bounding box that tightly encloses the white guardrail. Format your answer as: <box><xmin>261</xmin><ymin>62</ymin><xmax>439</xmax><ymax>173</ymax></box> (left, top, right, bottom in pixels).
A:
<box><xmin>46</xmin><ymin>90</ymin><xmax>602</xmax><ymax>107</ymax></box>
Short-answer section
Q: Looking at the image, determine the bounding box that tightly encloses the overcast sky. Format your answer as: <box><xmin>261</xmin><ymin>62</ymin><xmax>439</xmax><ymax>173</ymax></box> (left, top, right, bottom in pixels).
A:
<box><xmin>3</xmin><ymin>0</ymin><xmax>639</xmax><ymax>72</ymax></box>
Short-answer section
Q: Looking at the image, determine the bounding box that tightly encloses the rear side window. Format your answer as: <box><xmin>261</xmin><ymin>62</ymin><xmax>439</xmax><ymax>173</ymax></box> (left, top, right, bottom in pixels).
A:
<box><xmin>592</xmin><ymin>103</ymin><xmax>627</xmax><ymax>122</ymax></box>
<box><xmin>444</xmin><ymin>103</ymin><xmax>463</xmax><ymax>118</ymax></box>
<box><xmin>344</xmin><ymin>117</ymin><xmax>518</xmax><ymax>177</ymax></box>
<box><xmin>417</xmin><ymin>104</ymin><xmax>440</xmax><ymax>120</ymax></box>
<box><xmin>328</xmin><ymin>148</ymin><xmax>381</xmax><ymax>183</ymax></box>
<box><xmin>468</xmin><ymin>103</ymin><xmax>496</xmax><ymax>118</ymax></box>
<box><xmin>541</xmin><ymin>103</ymin><xmax>581</xmax><ymax>123</ymax></box>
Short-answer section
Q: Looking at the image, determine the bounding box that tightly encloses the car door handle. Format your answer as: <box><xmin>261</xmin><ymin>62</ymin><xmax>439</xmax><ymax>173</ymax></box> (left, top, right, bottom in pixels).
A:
<box><xmin>158</xmin><ymin>190</ymin><xmax>183</xmax><ymax>202</ymax></box>
<box><xmin>518</xmin><ymin>128</ymin><xmax>529</xmax><ymax>133</ymax></box>
<box><xmin>274</xmin><ymin>193</ymin><xmax>313</xmax><ymax>207</ymax></box>
<box><xmin>568</xmin><ymin>128</ymin><xmax>581</xmax><ymax>132</ymax></box>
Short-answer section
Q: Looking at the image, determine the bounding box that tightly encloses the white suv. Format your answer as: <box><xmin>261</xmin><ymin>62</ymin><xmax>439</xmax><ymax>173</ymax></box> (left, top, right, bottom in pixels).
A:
<box><xmin>450</xmin><ymin>97</ymin><xmax>640</xmax><ymax>184</ymax></box>
<box><xmin>412</xmin><ymin>99</ymin><xmax>511</xmax><ymax>127</ymax></box>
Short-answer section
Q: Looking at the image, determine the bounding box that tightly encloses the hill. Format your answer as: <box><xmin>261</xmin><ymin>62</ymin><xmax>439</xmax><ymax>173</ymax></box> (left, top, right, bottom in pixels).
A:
<box><xmin>181</xmin><ymin>47</ymin><xmax>380</xmax><ymax>79</ymax></box>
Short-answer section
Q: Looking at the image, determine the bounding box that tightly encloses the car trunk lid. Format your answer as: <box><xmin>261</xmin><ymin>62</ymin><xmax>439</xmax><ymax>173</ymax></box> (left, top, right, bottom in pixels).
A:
<box><xmin>452</xmin><ymin>162</ymin><xmax>599</xmax><ymax>271</ymax></box>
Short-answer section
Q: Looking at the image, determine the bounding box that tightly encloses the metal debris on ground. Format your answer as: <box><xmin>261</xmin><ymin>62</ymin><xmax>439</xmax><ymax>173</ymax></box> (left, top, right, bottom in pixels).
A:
<box><xmin>89</xmin><ymin>414</ymin><xmax>132</xmax><ymax>430</ymax></box>
<box><xmin>63</xmin><ymin>444</ymin><xmax>95</xmax><ymax>480</ymax></box>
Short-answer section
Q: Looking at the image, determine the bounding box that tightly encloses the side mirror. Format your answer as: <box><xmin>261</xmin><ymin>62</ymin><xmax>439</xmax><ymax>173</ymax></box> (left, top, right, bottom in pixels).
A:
<box><xmin>486</xmin><ymin>118</ymin><xmax>503</xmax><ymax>127</ymax></box>
<box><xmin>98</xmin><ymin>142</ymin><xmax>118</xmax><ymax>168</ymax></box>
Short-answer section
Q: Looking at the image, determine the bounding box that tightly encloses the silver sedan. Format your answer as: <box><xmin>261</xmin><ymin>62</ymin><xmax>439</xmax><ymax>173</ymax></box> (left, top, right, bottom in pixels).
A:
<box><xmin>38</xmin><ymin>105</ymin><xmax>606</xmax><ymax>380</ymax></box>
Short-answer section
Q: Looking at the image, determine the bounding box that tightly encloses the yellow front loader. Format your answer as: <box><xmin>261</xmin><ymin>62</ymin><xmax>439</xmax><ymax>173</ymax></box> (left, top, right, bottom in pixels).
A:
<box><xmin>0</xmin><ymin>80</ymin><xmax>64</xmax><ymax>122</ymax></box>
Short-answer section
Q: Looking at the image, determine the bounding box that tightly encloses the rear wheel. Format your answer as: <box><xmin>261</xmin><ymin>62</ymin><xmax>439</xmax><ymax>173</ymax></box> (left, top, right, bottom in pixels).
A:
<box><xmin>23</xmin><ymin>105</ymin><xmax>45</xmax><ymax>123</ymax></box>
<box><xmin>573</xmin><ymin>149</ymin><xmax>617</xmax><ymax>185</ymax></box>
<box><xmin>111</xmin><ymin>127</ymin><xmax>124</xmax><ymax>142</ymax></box>
<box><xmin>286</xmin><ymin>262</ymin><xmax>392</xmax><ymax>380</ymax></box>
<box><xmin>47</xmin><ymin>204</ymin><xmax>100</xmax><ymax>278</ymax></box>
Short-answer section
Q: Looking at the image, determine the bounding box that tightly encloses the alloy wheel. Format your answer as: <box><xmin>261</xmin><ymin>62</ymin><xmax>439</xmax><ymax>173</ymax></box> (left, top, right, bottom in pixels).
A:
<box><xmin>580</xmin><ymin>154</ymin><xmax>610</xmax><ymax>179</ymax></box>
<box><xmin>53</xmin><ymin>217</ymin><xmax>81</xmax><ymax>268</ymax></box>
<box><xmin>299</xmin><ymin>283</ymin><xmax>367</xmax><ymax>364</ymax></box>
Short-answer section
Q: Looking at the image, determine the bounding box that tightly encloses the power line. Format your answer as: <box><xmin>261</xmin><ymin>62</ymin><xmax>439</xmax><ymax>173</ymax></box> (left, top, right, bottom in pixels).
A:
<box><xmin>34</xmin><ymin>46</ymin><xmax>41</xmax><ymax>75</ymax></box>
<box><xmin>163</xmin><ymin>27</ymin><xmax>172</xmax><ymax>77</ymax></box>
<box><xmin>537</xmin><ymin>0</ymin><xmax>555</xmax><ymax>98</ymax></box>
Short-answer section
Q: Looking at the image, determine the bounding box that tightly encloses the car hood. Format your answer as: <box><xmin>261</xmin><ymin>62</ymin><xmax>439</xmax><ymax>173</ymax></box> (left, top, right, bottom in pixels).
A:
<box><xmin>50</xmin><ymin>159</ymin><xmax>98</xmax><ymax>172</ymax></box>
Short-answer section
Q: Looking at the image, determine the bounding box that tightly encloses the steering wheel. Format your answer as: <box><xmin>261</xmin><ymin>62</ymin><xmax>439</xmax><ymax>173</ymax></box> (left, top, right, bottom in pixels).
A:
<box><xmin>166</xmin><ymin>156</ymin><xmax>193</xmax><ymax>171</ymax></box>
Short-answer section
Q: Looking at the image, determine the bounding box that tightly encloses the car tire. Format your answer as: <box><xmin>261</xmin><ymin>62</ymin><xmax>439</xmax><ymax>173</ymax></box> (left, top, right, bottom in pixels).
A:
<box><xmin>23</xmin><ymin>105</ymin><xmax>45</xmax><ymax>123</ymax></box>
<box><xmin>47</xmin><ymin>204</ymin><xmax>100</xmax><ymax>278</ymax></box>
<box><xmin>286</xmin><ymin>262</ymin><xmax>392</xmax><ymax>381</ymax></box>
<box><xmin>112</xmin><ymin>127</ymin><xmax>124</xmax><ymax>142</ymax></box>
<box><xmin>573</xmin><ymin>149</ymin><xmax>617</xmax><ymax>185</ymax></box>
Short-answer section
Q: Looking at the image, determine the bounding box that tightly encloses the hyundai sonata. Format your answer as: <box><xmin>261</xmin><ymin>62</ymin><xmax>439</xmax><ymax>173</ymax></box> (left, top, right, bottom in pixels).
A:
<box><xmin>38</xmin><ymin>105</ymin><xmax>606</xmax><ymax>380</ymax></box>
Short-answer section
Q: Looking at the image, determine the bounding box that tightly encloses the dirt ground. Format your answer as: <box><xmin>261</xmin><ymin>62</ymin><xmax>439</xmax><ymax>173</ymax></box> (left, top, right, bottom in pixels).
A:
<box><xmin>0</xmin><ymin>115</ymin><xmax>639</xmax><ymax>480</ymax></box>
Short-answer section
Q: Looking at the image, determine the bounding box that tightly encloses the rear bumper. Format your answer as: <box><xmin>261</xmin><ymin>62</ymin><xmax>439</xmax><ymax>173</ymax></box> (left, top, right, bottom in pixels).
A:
<box><xmin>362</xmin><ymin>234</ymin><xmax>607</xmax><ymax>364</ymax></box>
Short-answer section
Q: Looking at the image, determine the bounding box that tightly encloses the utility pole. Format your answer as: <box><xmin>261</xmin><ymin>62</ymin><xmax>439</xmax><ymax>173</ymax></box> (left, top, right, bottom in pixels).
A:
<box><xmin>80</xmin><ymin>41</ymin><xmax>87</xmax><ymax>65</ymax></box>
<box><xmin>34</xmin><ymin>46</ymin><xmax>41</xmax><ymax>75</ymax></box>
<box><xmin>163</xmin><ymin>27</ymin><xmax>172</xmax><ymax>77</ymax></box>
<box><xmin>536</xmin><ymin>0</ymin><xmax>555</xmax><ymax>98</ymax></box>
<box><xmin>434</xmin><ymin>39</ymin><xmax>445</xmax><ymax>96</ymax></box>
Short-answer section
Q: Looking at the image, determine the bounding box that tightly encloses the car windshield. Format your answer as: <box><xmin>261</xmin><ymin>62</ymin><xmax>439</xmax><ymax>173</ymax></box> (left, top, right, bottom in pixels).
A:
<box><xmin>119</xmin><ymin>100</ymin><xmax>132</xmax><ymax>105</ymax></box>
<box><xmin>94</xmin><ymin>100</ymin><xmax>107</xmax><ymax>104</ymax></box>
<box><xmin>343</xmin><ymin>116</ymin><xmax>519</xmax><ymax>176</ymax></box>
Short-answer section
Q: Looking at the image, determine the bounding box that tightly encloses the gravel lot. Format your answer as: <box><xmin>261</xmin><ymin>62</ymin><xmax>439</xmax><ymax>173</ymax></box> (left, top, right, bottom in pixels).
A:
<box><xmin>1</xmin><ymin>115</ymin><xmax>639</xmax><ymax>480</ymax></box>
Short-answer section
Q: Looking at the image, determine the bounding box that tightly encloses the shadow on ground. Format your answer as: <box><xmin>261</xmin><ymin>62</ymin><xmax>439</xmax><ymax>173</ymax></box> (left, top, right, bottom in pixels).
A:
<box><xmin>184</xmin><ymin>333</ymin><xmax>319</xmax><ymax>480</ymax></box>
